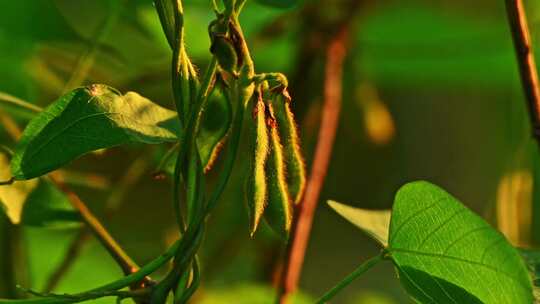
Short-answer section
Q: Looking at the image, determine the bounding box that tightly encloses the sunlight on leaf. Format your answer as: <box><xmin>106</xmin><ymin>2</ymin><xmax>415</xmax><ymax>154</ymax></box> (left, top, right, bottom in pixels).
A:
<box><xmin>11</xmin><ymin>84</ymin><xmax>181</xmax><ymax>180</ymax></box>
<box><xmin>328</xmin><ymin>200</ymin><xmax>390</xmax><ymax>247</ymax></box>
<box><xmin>389</xmin><ymin>181</ymin><xmax>533</xmax><ymax>304</ymax></box>
<box><xmin>1</xmin><ymin>152</ymin><xmax>79</xmax><ymax>227</ymax></box>
<box><xmin>0</xmin><ymin>152</ymin><xmax>38</xmax><ymax>224</ymax></box>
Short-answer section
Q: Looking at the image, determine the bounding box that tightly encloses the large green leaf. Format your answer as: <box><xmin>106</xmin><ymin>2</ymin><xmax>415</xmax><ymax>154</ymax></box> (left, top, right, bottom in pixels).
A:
<box><xmin>11</xmin><ymin>84</ymin><xmax>180</xmax><ymax>180</ymax></box>
<box><xmin>0</xmin><ymin>152</ymin><xmax>79</xmax><ymax>227</ymax></box>
<box><xmin>389</xmin><ymin>181</ymin><xmax>533</xmax><ymax>304</ymax></box>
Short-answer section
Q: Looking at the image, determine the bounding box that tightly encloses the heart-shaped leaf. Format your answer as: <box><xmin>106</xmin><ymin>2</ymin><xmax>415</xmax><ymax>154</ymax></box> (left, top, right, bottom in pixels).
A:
<box><xmin>389</xmin><ymin>181</ymin><xmax>533</xmax><ymax>304</ymax></box>
<box><xmin>11</xmin><ymin>84</ymin><xmax>180</xmax><ymax>180</ymax></box>
<box><xmin>328</xmin><ymin>181</ymin><xmax>534</xmax><ymax>303</ymax></box>
<box><xmin>327</xmin><ymin>200</ymin><xmax>390</xmax><ymax>247</ymax></box>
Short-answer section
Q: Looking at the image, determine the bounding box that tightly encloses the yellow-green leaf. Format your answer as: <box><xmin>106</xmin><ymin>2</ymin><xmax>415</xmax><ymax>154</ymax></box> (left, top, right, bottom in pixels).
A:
<box><xmin>327</xmin><ymin>200</ymin><xmax>390</xmax><ymax>247</ymax></box>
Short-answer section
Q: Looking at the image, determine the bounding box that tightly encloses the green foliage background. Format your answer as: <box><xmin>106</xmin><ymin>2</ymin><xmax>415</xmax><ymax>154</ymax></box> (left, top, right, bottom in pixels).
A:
<box><xmin>1</xmin><ymin>0</ymin><xmax>539</xmax><ymax>303</ymax></box>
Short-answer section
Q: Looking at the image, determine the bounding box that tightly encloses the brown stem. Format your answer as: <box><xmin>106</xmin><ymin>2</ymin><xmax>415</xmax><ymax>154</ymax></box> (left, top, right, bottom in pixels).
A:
<box><xmin>505</xmin><ymin>0</ymin><xmax>540</xmax><ymax>143</ymax></box>
<box><xmin>0</xmin><ymin>110</ymin><xmax>150</xmax><ymax>290</ymax></box>
<box><xmin>277</xmin><ymin>26</ymin><xmax>350</xmax><ymax>303</ymax></box>
<box><xmin>44</xmin><ymin>156</ymin><xmax>150</xmax><ymax>291</ymax></box>
<box><xmin>49</xmin><ymin>174</ymin><xmax>140</xmax><ymax>277</ymax></box>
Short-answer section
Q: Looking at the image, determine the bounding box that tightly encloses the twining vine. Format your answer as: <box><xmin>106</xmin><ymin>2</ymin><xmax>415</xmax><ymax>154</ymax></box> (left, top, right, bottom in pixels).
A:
<box><xmin>0</xmin><ymin>0</ymin><xmax>306</xmax><ymax>303</ymax></box>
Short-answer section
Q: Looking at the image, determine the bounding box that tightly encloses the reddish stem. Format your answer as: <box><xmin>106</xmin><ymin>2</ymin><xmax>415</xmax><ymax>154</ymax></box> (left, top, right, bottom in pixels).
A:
<box><xmin>277</xmin><ymin>26</ymin><xmax>350</xmax><ymax>303</ymax></box>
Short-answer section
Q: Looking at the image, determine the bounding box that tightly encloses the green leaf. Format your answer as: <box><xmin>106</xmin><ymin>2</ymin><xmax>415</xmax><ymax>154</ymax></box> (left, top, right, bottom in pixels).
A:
<box><xmin>0</xmin><ymin>153</ymin><xmax>38</xmax><ymax>224</ymax></box>
<box><xmin>388</xmin><ymin>181</ymin><xmax>533</xmax><ymax>304</ymax></box>
<box><xmin>256</xmin><ymin>0</ymin><xmax>299</xmax><ymax>9</ymax></box>
<box><xmin>327</xmin><ymin>200</ymin><xmax>390</xmax><ymax>247</ymax></box>
<box><xmin>11</xmin><ymin>84</ymin><xmax>180</xmax><ymax>180</ymax></box>
<box><xmin>0</xmin><ymin>152</ymin><xmax>78</xmax><ymax>227</ymax></box>
<box><xmin>197</xmin><ymin>90</ymin><xmax>232</xmax><ymax>172</ymax></box>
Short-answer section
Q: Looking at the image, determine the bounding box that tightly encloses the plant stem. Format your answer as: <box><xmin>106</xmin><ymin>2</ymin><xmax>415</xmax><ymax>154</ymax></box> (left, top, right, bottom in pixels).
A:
<box><xmin>0</xmin><ymin>177</ymin><xmax>14</xmax><ymax>186</ymax></box>
<box><xmin>48</xmin><ymin>175</ymin><xmax>141</xmax><ymax>279</ymax></box>
<box><xmin>44</xmin><ymin>156</ymin><xmax>149</xmax><ymax>292</ymax></box>
<box><xmin>0</xmin><ymin>92</ymin><xmax>42</xmax><ymax>113</ymax></box>
<box><xmin>505</xmin><ymin>0</ymin><xmax>540</xmax><ymax>145</ymax></box>
<box><xmin>176</xmin><ymin>257</ymin><xmax>200</xmax><ymax>303</ymax></box>
<box><xmin>315</xmin><ymin>254</ymin><xmax>384</xmax><ymax>304</ymax></box>
<box><xmin>0</xmin><ymin>240</ymin><xmax>180</xmax><ymax>303</ymax></box>
<box><xmin>0</xmin><ymin>111</ymin><xmax>149</xmax><ymax>293</ymax></box>
<box><xmin>277</xmin><ymin>23</ymin><xmax>351</xmax><ymax>304</ymax></box>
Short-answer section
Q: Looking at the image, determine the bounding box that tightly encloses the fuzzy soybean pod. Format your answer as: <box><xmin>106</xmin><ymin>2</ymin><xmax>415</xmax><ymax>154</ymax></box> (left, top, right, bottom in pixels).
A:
<box><xmin>272</xmin><ymin>91</ymin><xmax>306</xmax><ymax>205</ymax></box>
<box><xmin>246</xmin><ymin>97</ymin><xmax>270</xmax><ymax>236</ymax></box>
<box><xmin>264</xmin><ymin>102</ymin><xmax>293</xmax><ymax>239</ymax></box>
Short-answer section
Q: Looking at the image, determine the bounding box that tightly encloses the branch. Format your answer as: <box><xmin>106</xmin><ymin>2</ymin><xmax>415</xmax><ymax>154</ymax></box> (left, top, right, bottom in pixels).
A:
<box><xmin>277</xmin><ymin>24</ymin><xmax>351</xmax><ymax>304</ymax></box>
<box><xmin>44</xmin><ymin>156</ymin><xmax>150</xmax><ymax>292</ymax></box>
<box><xmin>0</xmin><ymin>102</ymin><xmax>150</xmax><ymax>290</ymax></box>
<box><xmin>48</xmin><ymin>174</ymin><xmax>143</xmax><ymax>280</ymax></box>
<box><xmin>505</xmin><ymin>0</ymin><xmax>540</xmax><ymax>143</ymax></box>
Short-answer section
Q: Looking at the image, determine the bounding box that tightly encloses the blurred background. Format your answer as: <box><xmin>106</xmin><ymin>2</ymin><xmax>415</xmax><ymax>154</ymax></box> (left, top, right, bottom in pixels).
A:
<box><xmin>0</xmin><ymin>0</ymin><xmax>539</xmax><ymax>303</ymax></box>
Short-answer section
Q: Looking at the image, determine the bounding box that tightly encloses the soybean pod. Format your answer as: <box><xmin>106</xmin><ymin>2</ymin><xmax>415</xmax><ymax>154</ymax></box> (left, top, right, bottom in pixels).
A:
<box><xmin>264</xmin><ymin>101</ymin><xmax>293</xmax><ymax>240</ymax></box>
<box><xmin>272</xmin><ymin>90</ymin><xmax>306</xmax><ymax>205</ymax></box>
<box><xmin>245</xmin><ymin>95</ymin><xmax>270</xmax><ymax>236</ymax></box>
